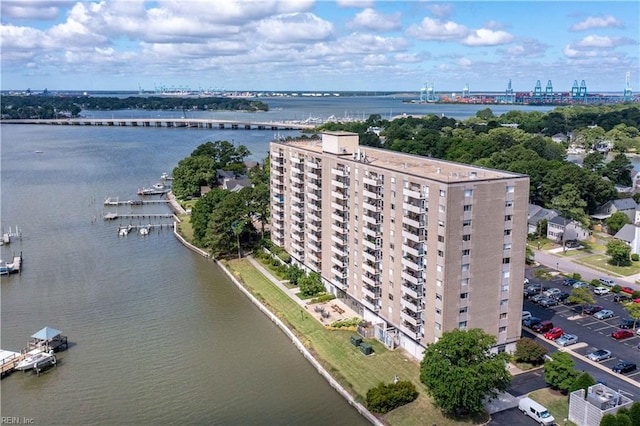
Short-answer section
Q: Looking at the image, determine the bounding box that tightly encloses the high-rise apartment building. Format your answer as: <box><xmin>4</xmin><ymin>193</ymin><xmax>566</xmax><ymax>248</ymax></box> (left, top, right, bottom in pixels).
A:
<box><xmin>270</xmin><ymin>132</ymin><xmax>529</xmax><ymax>358</ymax></box>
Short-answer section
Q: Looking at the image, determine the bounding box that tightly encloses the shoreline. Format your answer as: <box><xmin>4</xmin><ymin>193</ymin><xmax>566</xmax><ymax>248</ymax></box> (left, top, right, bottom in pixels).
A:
<box><xmin>168</xmin><ymin>207</ymin><xmax>381</xmax><ymax>425</ymax></box>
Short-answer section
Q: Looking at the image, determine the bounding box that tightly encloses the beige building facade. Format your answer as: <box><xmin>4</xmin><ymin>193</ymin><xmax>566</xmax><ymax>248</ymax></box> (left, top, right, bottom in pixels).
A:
<box><xmin>270</xmin><ymin>132</ymin><xmax>529</xmax><ymax>359</ymax></box>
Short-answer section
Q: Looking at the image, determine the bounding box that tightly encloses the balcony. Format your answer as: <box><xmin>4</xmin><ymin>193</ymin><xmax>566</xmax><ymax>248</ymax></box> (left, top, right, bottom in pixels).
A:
<box><xmin>401</xmin><ymin>297</ymin><xmax>422</xmax><ymax>313</ymax></box>
<box><xmin>331</xmin><ymin>266</ymin><xmax>347</xmax><ymax>279</ymax></box>
<box><xmin>308</xmin><ymin>221</ymin><xmax>322</xmax><ymax>233</ymax></box>
<box><xmin>361</xmin><ymin>273</ymin><xmax>380</xmax><ymax>287</ymax></box>
<box><xmin>401</xmin><ymin>271</ymin><xmax>424</xmax><ymax>287</ymax></box>
<box><xmin>331</xmin><ymin>244</ymin><xmax>347</xmax><ymax>257</ymax></box>
<box><xmin>271</xmin><ymin>203</ymin><xmax>283</xmax><ymax>214</ymax></box>
<box><xmin>331</xmin><ymin>256</ymin><xmax>347</xmax><ymax>268</ymax></box>
<box><xmin>362</xmin><ymin>238</ymin><xmax>381</xmax><ymax>251</ymax></box>
<box><xmin>363</xmin><ymin>176</ymin><xmax>382</xmax><ymax>187</ymax></box>
<box><xmin>403</xmin><ymin>215</ymin><xmax>425</xmax><ymax>229</ymax></box>
<box><xmin>362</xmin><ymin>213</ymin><xmax>380</xmax><ymax>225</ymax></box>
<box><xmin>403</xmin><ymin>185</ymin><xmax>423</xmax><ymax>200</ymax></box>
<box><xmin>332</xmin><ymin>275</ymin><xmax>348</xmax><ymax>290</ymax></box>
<box><xmin>290</xmin><ymin>155</ymin><xmax>303</xmax><ymax>164</ymax></box>
<box><xmin>271</xmin><ymin>167</ymin><xmax>284</xmax><ymax>177</ymax></box>
<box><xmin>307</xmin><ymin>201</ymin><xmax>321</xmax><ymax>214</ymax></box>
<box><xmin>362</xmin><ymin>285</ymin><xmax>381</xmax><ymax>300</ymax></box>
<box><xmin>308</xmin><ymin>240</ymin><xmax>321</xmax><ymax>253</ymax></box>
<box><xmin>362</xmin><ymin>262</ymin><xmax>380</xmax><ymax>275</ymax></box>
<box><xmin>331</xmin><ymin>212</ymin><xmax>347</xmax><ymax>223</ymax></box>
<box><xmin>361</xmin><ymin>297</ymin><xmax>380</xmax><ymax>312</ymax></box>
<box><xmin>291</xmin><ymin>232</ymin><xmax>304</xmax><ymax>244</ymax></box>
<box><xmin>331</xmin><ymin>233</ymin><xmax>347</xmax><ymax>245</ymax></box>
<box><xmin>291</xmin><ymin>183</ymin><xmax>304</xmax><ymax>193</ymax></box>
<box><xmin>331</xmin><ymin>201</ymin><xmax>348</xmax><ymax>211</ymax></box>
<box><xmin>307</xmin><ymin>251</ymin><xmax>321</xmax><ymax>263</ymax></box>
<box><xmin>291</xmin><ymin>174</ymin><xmax>304</xmax><ymax>185</ymax></box>
<box><xmin>291</xmin><ymin>213</ymin><xmax>304</xmax><ymax>224</ymax></box>
<box><xmin>307</xmin><ymin>191</ymin><xmax>321</xmax><ymax>201</ymax></box>
<box><xmin>362</xmin><ymin>188</ymin><xmax>381</xmax><ymax>200</ymax></box>
<box><xmin>331</xmin><ymin>167</ymin><xmax>348</xmax><ymax>177</ymax></box>
<box><xmin>399</xmin><ymin>324</ymin><xmax>420</xmax><ymax>340</ymax></box>
<box><xmin>331</xmin><ymin>178</ymin><xmax>348</xmax><ymax>188</ymax></box>
<box><xmin>291</xmin><ymin>203</ymin><xmax>304</xmax><ymax>215</ymax></box>
<box><xmin>331</xmin><ymin>223</ymin><xmax>348</xmax><ymax>234</ymax></box>
<box><xmin>401</xmin><ymin>311</ymin><xmax>422</xmax><ymax>327</ymax></box>
<box><xmin>403</xmin><ymin>201</ymin><xmax>424</xmax><ymax>214</ymax></box>
<box><xmin>291</xmin><ymin>241</ymin><xmax>304</xmax><ymax>253</ymax></box>
<box><xmin>401</xmin><ymin>256</ymin><xmax>423</xmax><ymax>272</ymax></box>
<box><xmin>362</xmin><ymin>198</ymin><xmax>381</xmax><ymax>212</ymax></box>
<box><xmin>331</xmin><ymin>189</ymin><xmax>347</xmax><ymax>200</ymax></box>
<box><xmin>402</xmin><ymin>242</ymin><xmax>423</xmax><ymax>257</ymax></box>
<box><xmin>362</xmin><ymin>250</ymin><xmax>381</xmax><ymax>263</ymax></box>
<box><xmin>402</xmin><ymin>229</ymin><xmax>424</xmax><ymax>243</ymax></box>
<box><xmin>307</xmin><ymin>232</ymin><xmax>321</xmax><ymax>243</ymax></box>
<box><xmin>306</xmin><ymin>180</ymin><xmax>320</xmax><ymax>191</ymax></box>
<box><xmin>401</xmin><ymin>282</ymin><xmax>423</xmax><ymax>299</ymax></box>
<box><xmin>306</xmin><ymin>160</ymin><xmax>320</xmax><ymax>169</ymax></box>
<box><xmin>362</xmin><ymin>225</ymin><xmax>379</xmax><ymax>238</ymax></box>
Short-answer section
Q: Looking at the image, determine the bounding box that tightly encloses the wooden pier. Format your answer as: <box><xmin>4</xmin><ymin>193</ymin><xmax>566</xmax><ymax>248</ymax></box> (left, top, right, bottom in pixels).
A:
<box><xmin>104</xmin><ymin>197</ymin><xmax>169</xmax><ymax>206</ymax></box>
<box><xmin>0</xmin><ymin>350</ymin><xmax>25</xmax><ymax>377</ymax></box>
<box><xmin>104</xmin><ymin>213</ymin><xmax>177</xmax><ymax>221</ymax></box>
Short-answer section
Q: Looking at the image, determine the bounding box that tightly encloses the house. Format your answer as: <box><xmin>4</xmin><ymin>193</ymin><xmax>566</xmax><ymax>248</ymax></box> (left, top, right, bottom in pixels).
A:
<box><xmin>591</xmin><ymin>198</ymin><xmax>637</xmax><ymax>222</ymax></box>
<box><xmin>223</xmin><ymin>178</ymin><xmax>252</xmax><ymax>192</ymax></box>
<box><xmin>631</xmin><ymin>170</ymin><xmax>640</xmax><ymax>189</ymax></box>
<box><xmin>613</xmin><ymin>224</ymin><xmax>640</xmax><ymax>255</ymax></box>
<box><xmin>547</xmin><ymin>215</ymin><xmax>589</xmax><ymax>242</ymax></box>
<box><xmin>527</xmin><ymin>204</ymin><xmax>559</xmax><ymax>234</ymax></box>
<box><xmin>551</xmin><ymin>133</ymin><xmax>568</xmax><ymax>143</ymax></box>
<box><xmin>569</xmin><ymin>384</ymin><xmax>633</xmax><ymax>426</ymax></box>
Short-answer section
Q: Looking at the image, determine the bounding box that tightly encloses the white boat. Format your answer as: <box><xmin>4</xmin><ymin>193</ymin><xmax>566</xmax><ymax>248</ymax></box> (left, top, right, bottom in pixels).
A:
<box><xmin>139</xmin><ymin>227</ymin><xmax>149</xmax><ymax>236</ymax></box>
<box><xmin>15</xmin><ymin>350</ymin><xmax>56</xmax><ymax>371</ymax></box>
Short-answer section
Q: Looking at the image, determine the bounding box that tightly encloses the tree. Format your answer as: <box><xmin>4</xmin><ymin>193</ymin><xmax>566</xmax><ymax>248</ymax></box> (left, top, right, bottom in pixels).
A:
<box><xmin>550</xmin><ymin>183</ymin><xmax>589</xmax><ymax>251</ymax></box>
<box><xmin>606</xmin><ymin>239</ymin><xmax>631</xmax><ymax>266</ymax></box>
<box><xmin>514</xmin><ymin>338</ymin><xmax>547</xmax><ymax>364</ymax></box>
<box><xmin>544</xmin><ymin>351</ymin><xmax>579</xmax><ymax>393</ymax></box>
<box><xmin>606</xmin><ymin>212</ymin><xmax>630</xmax><ymax>235</ymax></box>
<box><xmin>569</xmin><ymin>372</ymin><xmax>596</xmax><ymax>393</ymax></box>
<box><xmin>582</xmin><ymin>152</ymin><xmax>606</xmax><ymax>174</ymax></box>
<box><xmin>604</xmin><ymin>153</ymin><xmax>633</xmax><ymax>186</ymax></box>
<box><xmin>567</xmin><ymin>287</ymin><xmax>596</xmax><ymax>306</ymax></box>
<box><xmin>172</xmin><ymin>155</ymin><xmax>216</xmax><ymax>199</ymax></box>
<box><xmin>298</xmin><ymin>272</ymin><xmax>324</xmax><ymax>296</ymax></box>
<box><xmin>286</xmin><ymin>264</ymin><xmax>305</xmax><ymax>285</ymax></box>
<box><xmin>624</xmin><ymin>301</ymin><xmax>640</xmax><ymax>329</ymax></box>
<box><xmin>419</xmin><ymin>328</ymin><xmax>511</xmax><ymax>416</ymax></box>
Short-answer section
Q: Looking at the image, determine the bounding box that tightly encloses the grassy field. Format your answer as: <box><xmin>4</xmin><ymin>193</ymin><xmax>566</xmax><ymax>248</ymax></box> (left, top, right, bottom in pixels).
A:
<box><xmin>574</xmin><ymin>254</ymin><xmax>640</xmax><ymax>277</ymax></box>
<box><xmin>529</xmin><ymin>388</ymin><xmax>576</xmax><ymax>426</ymax></box>
<box><xmin>225</xmin><ymin>258</ymin><xmax>488</xmax><ymax>426</ymax></box>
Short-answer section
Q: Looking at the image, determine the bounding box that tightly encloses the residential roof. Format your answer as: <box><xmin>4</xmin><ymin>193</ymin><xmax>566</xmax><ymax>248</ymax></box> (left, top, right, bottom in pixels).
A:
<box><xmin>528</xmin><ymin>204</ymin><xmax>558</xmax><ymax>225</ymax></box>
<box><xmin>548</xmin><ymin>215</ymin><xmax>568</xmax><ymax>226</ymax></box>
<box><xmin>612</xmin><ymin>198</ymin><xmax>637</xmax><ymax>210</ymax></box>
<box><xmin>224</xmin><ymin>178</ymin><xmax>252</xmax><ymax>192</ymax></box>
<box><xmin>614</xmin><ymin>224</ymin><xmax>637</xmax><ymax>243</ymax></box>
<box><xmin>31</xmin><ymin>326</ymin><xmax>62</xmax><ymax>341</ymax></box>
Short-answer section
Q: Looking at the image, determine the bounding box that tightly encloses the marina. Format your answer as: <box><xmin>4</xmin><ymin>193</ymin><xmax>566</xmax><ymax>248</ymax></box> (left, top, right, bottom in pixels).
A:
<box><xmin>103</xmin><ymin>197</ymin><xmax>169</xmax><ymax>206</ymax></box>
<box><xmin>1</xmin><ymin>327</ymin><xmax>68</xmax><ymax>378</ymax></box>
<box><xmin>103</xmin><ymin>212</ymin><xmax>177</xmax><ymax>221</ymax></box>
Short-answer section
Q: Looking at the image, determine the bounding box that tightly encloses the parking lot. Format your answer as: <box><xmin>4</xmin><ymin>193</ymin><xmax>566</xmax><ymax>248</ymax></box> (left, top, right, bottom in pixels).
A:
<box><xmin>523</xmin><ymin>268</ymin><xmax>640</xmax><ymax>388</ymax></box>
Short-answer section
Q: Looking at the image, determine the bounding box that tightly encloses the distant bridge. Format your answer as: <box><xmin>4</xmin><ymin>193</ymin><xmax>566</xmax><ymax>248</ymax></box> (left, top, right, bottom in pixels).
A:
<box><xmin>0</xmin><ymin>118</ymin><xmax>317</xmax><ymax>131</ymax></box>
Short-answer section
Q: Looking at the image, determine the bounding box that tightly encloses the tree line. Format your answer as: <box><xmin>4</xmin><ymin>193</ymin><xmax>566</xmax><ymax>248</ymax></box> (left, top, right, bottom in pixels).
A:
<box><xmin>0</xmin><ymin>94</ymin><xmax>269</xmax><ymax>119</ymax></box>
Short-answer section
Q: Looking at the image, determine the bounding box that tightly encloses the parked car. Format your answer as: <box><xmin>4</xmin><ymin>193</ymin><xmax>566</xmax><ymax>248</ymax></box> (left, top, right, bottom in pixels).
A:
<box><xmin>539</xmin><ymin>297</ymin><xmax>559</xmax><ymax>307</ymax></box>
<box><xmin>594</xmin><ymin>309</ymin><xmax>615</xmax><ymax>320</ymax></box>
<box><xmin>614</xmin><ymin>294</ymin><xmax>632</xmax><ymax>304</ymax></box>
<box><xmin>524</xmin><ymin>278</ymin><xmax>530</xmax><ymax>285</ymax></box>
<box><xmin>532</xmin><ymin>320</ymin><xmax>553</xmax><ymax>333</ymax></box>
<box><xmin>523</xmin><ymin>287</ymin><xmax>538</xmax><ymax>298</ymax></box>
<box><xmin>612</xmin><ymin>361</ymin><xmax>637</xmax><ymax>374</ymax></box>
<box><xmin>583</xmin><ymin>305</ymin><xmax>604</xmax><ymax>315</ymax></box>
<box><xmin>593</xmin><ymin>286</ymin><xmax>610</xmax><ymax>296</ymax></box>
<box><xmin>587</xmin><ymin>349</ymin><xmax>612</xmax><ymax>362</ymax></box>
<box><xmin>523</xmin><ymin>317</ymin><xmax>542</xmax><ymax>328</ymax></box>
<box><xmin>599</xmin><ymin>278</ymin><xmax>615</xmax><ymax>287</ymax></box>
<box><xmin>530</xmin><ymin>293</ymin><xmax>546</xmax><ymax>304</ymax></box>
<box><xmin>621</xmin><ymin>286</ymin><xmax>636</xmax><ymax>295</ymax></box>
<box><xmin>573</xmin><ymin>281</ymin><xmax>590</xmax><ymax>289</ymax></box>
<box><xmin>612</xmin><ymin>329</ymin><xmax>635</xmax><ymax>340</ymax></box>
<box><xmin>565</xmin><ymin>239</ymin><xmax>580</xmax><ymax>248</ymax></box>
<box><xmin>563</xmin><ymin>278</ymin><xmax>577</xmax><ymax>286</ymax></box>
<box><xmin>543</xmin><ymin>288</ymin><xmax>561</xmax><ymax>298</ymax></box>
<box><xmin>556</xmin><ymin>333</ymin><xmax>578</xmax><ymax>347</ymax></box>
<box><xmin>544</xmin><ymin>327</ymin><xmax>563</xmax><ymax>340</ymax></box>
<box><xmin>552</xmin><ymin>292</ymin><xmax>571</xmax><ymax>303</ymax></box>
<box><xmin>522</xmin><ymin>311</ymin><xmax>532</xmax><ymax>321</ymax></box>
<box><xmin>619</xmin><ymin>318</ymin><xmax>636</xmax><ymax>329</ymax></box>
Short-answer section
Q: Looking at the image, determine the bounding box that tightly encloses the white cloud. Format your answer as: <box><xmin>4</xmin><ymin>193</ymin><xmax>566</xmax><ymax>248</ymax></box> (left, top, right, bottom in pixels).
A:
<box><xmin>337</xmin><ymin>0</ymin><xmax>374</xmax><ymax>8</ymax></box>
<box><xmin>457</xmin><ymin>57</ymin><xmax>472</xmax><ymax>67</ymax></box>
<box><xmin>571</xmin><ymin>15</ymin><xmax>623</xmax><ymax>31</ymax></box>
<box><xmin>462</xmin><ymin>28</ymin><xmax>514</xmax><ymax>46</ymax></box>
<box><xmin>406</xmin><ymin>17</ymin><xmax>468</xmax><ymax>41</ymax></box>
<box><xmin>0</xmin><ymin>0</ymin><xmax>70</xmax><ymax>20</ymax></box>
<box><xmin>426</xmin><ymin>4</ymin><xmax>453</xmax><ymax>18</ymax></box>
<box><xmin>255</xmin><ymin>13</ymin><xmax>334</xmax><ymax>43</ymax></box>
<box><xmin>350</xmin><ymin>8</ymin><xmax>401</xmax><ymax>32</ymax></box>
<box><xmin>563</xmin><ymin>45</ymin><xmax>580</xmax><ymax>58</ymax></box>
<box><xmin>576</xmin><ymin>35</ymin><xmax>615</xmax><ymax>48</ymax></box>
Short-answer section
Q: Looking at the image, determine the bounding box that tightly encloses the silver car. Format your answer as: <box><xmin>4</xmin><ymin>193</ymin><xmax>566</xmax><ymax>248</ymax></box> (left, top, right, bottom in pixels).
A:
<box><xmin>556</xmin><ymin>334</ymin><xmax>578</xmax><ymax>347</ymax></box>
<box><xmin>587</xmin><ymin>349</ymin><xmax>612</xmax><ymax>362</ymax></box>
<box><xmin>594</xmin><ymin>309</ymin><xmax>615</xmax><ymax>320</ymax></box>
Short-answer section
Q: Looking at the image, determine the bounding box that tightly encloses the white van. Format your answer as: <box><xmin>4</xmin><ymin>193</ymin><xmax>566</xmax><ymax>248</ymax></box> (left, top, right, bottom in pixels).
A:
<box><xmin>599</xmin><ymin>278</ymin><xmax>615</xmax><ymax>287</ymax></box>
<box><xmin>518</xmin><ymin>397</ymin><xmax>555</xmax><ymax>425</ymax></box>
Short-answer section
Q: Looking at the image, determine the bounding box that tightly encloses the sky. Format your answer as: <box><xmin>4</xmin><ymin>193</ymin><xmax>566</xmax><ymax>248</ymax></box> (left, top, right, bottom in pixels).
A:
<box><xmin>1</xmin><ymin>0</ymin><xmax>638</xmax><ymax>93</ymax></box>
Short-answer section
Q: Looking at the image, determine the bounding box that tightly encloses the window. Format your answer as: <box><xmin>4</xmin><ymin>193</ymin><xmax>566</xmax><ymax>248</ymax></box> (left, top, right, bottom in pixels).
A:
<box><xmin>464</xmin><ymin>189</ymin><xmax>473</xmax><ymax>197</ymax></box>
<box><xmin>502</xmin><ymin>257</ymin><xmax>511</xmax><ymax>264</ymax></box>
<box><xmin>462</xmin><ymin>234</ymin><xmax>471</xmax><ymax>241</ymax></box>
<box><xmin>436</xmin><ymin>264</ymin><xmax>443</xmax><ymax>272</ymax></box>
<box><xmin>440</xmin><ymin>190</ymin><xmax>446</xmax><ymax>197</ymax></box>
<box><xmin>461</xmin><ymin>263</ymin><xmax>469</xmax><ymax>272</ymax></box>
<box><xmin>505</xmin><ymin>215</ymin><xmax>512</xmax><ymax>221</ymax></box>
<box><xmin>391</xmin><ymin>190</ymin><xmax>395</xmax><ymax>198</ymax></box>
<box><xmin>500</xmin><ymin>299</ymin><xmax>508</xmax><ymax>306</ymax></box>
<box><xmin>501</xmin><ymin>284</ymin><xmax>509</xmax><ymax>292</ymax></box>
<box><xmin>435</xmin><ymin>322</ymin><xmax>441</xmax><ymax>330</ymax></box>
<box><xmin>463</xmin><ymin>219</ymin><xmax>471</xmax><ymax>227</ymax></box>
<box><xmin>391</xmin><ymin>203</ymin><xmax>395</xmax><ymax>211</ymax></box>
<box><xmin>439</xmin><ymin>204</ymin><xmax>445</xmax><ymax>213</ymax></box>
<box><xmin>503</xmin><ymin>243</ymin><xmax>511</xmax><ymax>250</ymax></box>
<box><xmin>460</xmin><ymin>292</ymin><xmax>468</xmax><ymax>299</ymax></box>
<box><xmin>436</xmin><ymin>293</ymin><xmax>443</xmax><ymax>301</ymax></box>
<box><xmin>437</xmin><ymin>250</ymin><xmax>444</xmax><ymax>257</ymax></box>
<box><xmin>436</xmin><ymin>279</ymin><xmax>442</xmax><ymax>287</ymax></box>
<box><xmin>504</xmin><ymin>229</ymin><xmax>512</xmax><ymax>236</ymax></box>
<box><xmin>502</xmin><ymin>271</ymin><xmax>510</xmax><ymax>278</ymax></box>
<box><xmin>462</xmin><ymin>249</ymin><xmax>470</xmax><ymax>256</ymax></box>
<box><xmin>505</xmin><ymin>201</ymin><xmax>513</xmax><ymax>208</ymax></box>
<box><xmin>438</xmin><ymin>220</ymin><xmax>445</xmax><ymax>227</ymax></box>
<box><xmin>499</xmin><ymin>326</ymin><xmax>507</xmax><ymax>333</ymax></box>
<box><xmin>435</xmin><ymin>308</ymin><xmax>441</xmax><ymax>315</ymax></box>
<box><xmin>460</xmin><ymin>278</ymin><xmax>469</xmax><ymax>286</ymax></box>
<box><xmin>391</xmin><ymin>177</ymin><xmax>396</xmax><ymax>184</ymax></box>
<box><xmin>463</xmin><ymin>204</ymin><xmax>472</xmax><ymax>212</ymax></box>
<box><xmin>459</xmin><ymin>307</ymin><xmax>468</xmax><ymax>314</ymax></box>
<box><xmin>458</xmin><ymin>321</ymin><xmax>468</xmax><ymax>329</ymax></box>
<box><xmin>506</xmin><ymin>185</ymin><xmax>514</xmax><ymax>193</ymax></box>
<box><xmin>438</xmin><ymin>235</ymin><xmax>445</xmax><ymax>242</ymax></box>
<box><xmin>388</xmin><ymin>294</ymin><xmax>394</xmax><ymax>300</ymax></box>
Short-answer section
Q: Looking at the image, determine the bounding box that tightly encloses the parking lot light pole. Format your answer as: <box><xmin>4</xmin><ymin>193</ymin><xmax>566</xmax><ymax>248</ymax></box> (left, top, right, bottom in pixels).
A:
<box><xmin>556</xmin><ymin>262</ymin><xmax>559</xmax><ymax>272</ymax></box>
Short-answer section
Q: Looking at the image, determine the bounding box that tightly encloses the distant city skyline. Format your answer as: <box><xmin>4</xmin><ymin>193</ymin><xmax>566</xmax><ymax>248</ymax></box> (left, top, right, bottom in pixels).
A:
<box><xmin>1</xmin><ymin>1</ymin><xmax>638</xmax><ymax>93</ymax></box>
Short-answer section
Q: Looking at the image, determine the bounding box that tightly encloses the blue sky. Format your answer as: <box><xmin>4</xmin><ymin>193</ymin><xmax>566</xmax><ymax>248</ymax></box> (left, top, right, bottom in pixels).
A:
<box><xmin>1</xmin><ymin>1</ymin><xmax>638</xmax><ymax>93</ymax></box>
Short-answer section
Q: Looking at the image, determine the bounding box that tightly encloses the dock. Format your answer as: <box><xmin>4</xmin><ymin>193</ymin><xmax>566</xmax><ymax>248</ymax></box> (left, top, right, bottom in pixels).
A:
<box><xmin>104</xmin><ymin>197</ymin><xmax>169</xmax><ymax>206</ymax></box>
<box><xmin>0</xmin><ymin>350</ymin><xmax>25</xmax><ymax>377</ymax></box>
<box><xmin>104</xmin><ymin>213</ymin><xmax>177</xmax><ymax>221</ymax></box>
<box><xmin>1</xmin><ymin>327</ymin><xmax>68</xmax><ymax>378</ymax></box>
<box><xmin>0</xmin><ymin>253</ymin><xmax>22</xmax><ymax>275</ymax></box>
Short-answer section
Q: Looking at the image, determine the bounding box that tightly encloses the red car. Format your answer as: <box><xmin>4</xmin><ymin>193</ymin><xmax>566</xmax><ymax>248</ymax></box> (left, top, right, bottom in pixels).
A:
<box><xmin>611</xmin><ymin>329</ymin><xmax>634</xmax><ymax>340</ymax></box>
<box><xmin>544</xmin><ymin>327</ymin><xmax>564</xmax><ymax>340</ymax></box>
<box><xmin>621</xmin><ymin>286</ymin><xmax>635</xmax><ymax>295</ymax></box>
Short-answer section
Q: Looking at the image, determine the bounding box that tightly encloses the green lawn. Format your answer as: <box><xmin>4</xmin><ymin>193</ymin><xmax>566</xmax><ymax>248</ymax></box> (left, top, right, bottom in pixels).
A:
<box><xmin>573</xmin><ymin>254</ymin><xmax>640</xmax><ymax>277</ymax></box>
<box><xmin>529</xmin><ymin>388</ymin><xmax>576</xmax><ymax>426</ymax></box>
<box><xmin>225</xmin><ymin>258</ymin><xmax>488</xmax><ymax>426</ymax></box>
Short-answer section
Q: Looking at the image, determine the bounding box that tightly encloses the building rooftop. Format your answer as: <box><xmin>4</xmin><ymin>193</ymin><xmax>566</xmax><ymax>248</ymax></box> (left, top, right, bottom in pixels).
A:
<box><xmin>273</xmin><ymin>137</ymin><xmax>526</xmax><ymax>184</ymax></box>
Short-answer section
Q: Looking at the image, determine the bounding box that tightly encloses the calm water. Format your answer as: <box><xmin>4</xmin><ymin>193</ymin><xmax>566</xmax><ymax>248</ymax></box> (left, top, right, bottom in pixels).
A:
<box><xmin>0</xmin><ymin>97</ymin><xmax>553</xmax><ymax>425</ymax></box>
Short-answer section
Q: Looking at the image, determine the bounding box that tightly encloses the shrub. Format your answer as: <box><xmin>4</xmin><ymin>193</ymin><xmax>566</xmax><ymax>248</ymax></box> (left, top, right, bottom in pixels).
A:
<box><xmin>366</xmin><ymin>381</ymin><xmax>419</xmax><ymax>414</ymax></box>
<box><xmin>310</xmin><ymin>293</ymin><xmax>335</xmax><ymax>304</ymax></box>
<box><xmin>589</xmin><ymin>279</ymin><xmax>600</xmax><ymax>287</ymax></box>
<box><xmin>571</xmin><ymin>273</ymin><xmax>582</xmax><ymax>281</ymax></box>
<box><xmin>612</xmin><ymin>284</ymin><xmax>622</xmax><ymax>293</ymax></box>
<box><xmin>278</xmin><ymin>252</ymin><xmax>291</xmax><ymax>264</ymax></box>
<box><xmin>633</xmin><ymin>290</ymin><xmax>640</xmax><ymax>299</ymax></box>
<box><xmin>514</xmin><ymin>338</ymin><xmax>547</xmax><ymax>364</ymax></box>
<box><xmin>331</xmin><ymin>317</ymin><xmax>363</xmax><ymax>328</ymax></box>
<box><xmin>633</xmin><ymin>254</ymin><xmax>639</xmax><ymax>262</ymax></box>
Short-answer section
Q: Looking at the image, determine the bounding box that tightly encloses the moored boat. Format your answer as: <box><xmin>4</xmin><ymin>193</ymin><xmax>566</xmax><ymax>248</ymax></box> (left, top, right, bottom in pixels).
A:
<box><xmin>15</xmin><ymin>350</ymin><xmax>56</xmax><ymax>371</ymax></box>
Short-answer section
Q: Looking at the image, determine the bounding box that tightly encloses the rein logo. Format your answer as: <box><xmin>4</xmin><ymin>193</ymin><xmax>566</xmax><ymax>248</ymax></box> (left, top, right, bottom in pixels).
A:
<box><xmin>1</xmin><ymin>418</ymin><xmax>34</xmax><ymax>424</ymax></box>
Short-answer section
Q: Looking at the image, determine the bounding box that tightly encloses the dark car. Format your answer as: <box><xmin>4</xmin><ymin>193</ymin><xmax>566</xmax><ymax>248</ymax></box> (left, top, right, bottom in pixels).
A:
<box><xmin>523</xmin><ymin>288</ymin><xmax>538</xmax><ymax>298</ymax></box>
<box><xmin>530</xmin><ymin>294</ymin><xmax>546</xmax><ymax>304</ymax></box>
<box><xmin>532</xmin><ymin>320</ymin><xmax>553</xmax><ymax>333</ymax></box>
<box><xmin>583</xmin><ymin>305</ymin><xmax>604</xmax><ymax>315</ymax></box>
<box><xmin>614</xmin><ymin>294</ymin><xmax>632</xmax><ymax>304</ymax></box>
<box><xmin>552</xmin><ymin>292</ymin><xmax>571</xmax><ymax>303</ymax></box>
<box><xmin>523</xmin><ymin>317</ymin><xmax>542</xmax><ymax>328</ymax></box>
<box><xmin>539</xmin><ymin>298</ymin><xmax>558</xmax><ymax>307</ymax></box>
<box><xmin>612</xmin><ymin>361</ymin><xmax>637</xmax><ymax>374</ymax></box>
<box><xmin>619</xmin><ymin>319</ymin><xmax>637</xmax><ymax>329</ymax></box>
<box><xmin>563</xmin><ymin>278</ymin><xmax>577</xmax><ymax>286</ymax></box>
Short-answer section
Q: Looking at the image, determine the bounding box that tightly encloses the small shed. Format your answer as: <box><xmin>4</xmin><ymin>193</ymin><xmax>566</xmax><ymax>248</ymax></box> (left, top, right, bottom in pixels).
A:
<box><xmin>359</xmin><ymin>343</ymin><xmax>373</xmax><ymax>355</ymax></box>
